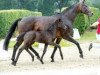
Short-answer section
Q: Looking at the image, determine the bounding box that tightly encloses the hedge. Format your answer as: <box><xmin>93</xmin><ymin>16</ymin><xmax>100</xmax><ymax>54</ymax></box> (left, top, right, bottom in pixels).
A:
<box><xmin>0</xmin><ymin>9</ymin><xmax>42</xmax><ymax>38</ymax></box>
<box><xmin>62</xmin><ymin>7</ymin><xmax>100</xmax><ymax>34</ymax></box>
<box><xmin>73</xmin><ymin>7</ymin><xmax>100</xmax><ymax>34</ymax></box>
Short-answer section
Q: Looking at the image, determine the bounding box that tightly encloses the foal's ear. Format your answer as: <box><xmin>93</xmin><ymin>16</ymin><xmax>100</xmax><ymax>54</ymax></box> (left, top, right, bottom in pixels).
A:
<box><xmin>55</xmin><ymin>18</ymin><xmax>62</xmax><ymax>23</ymax></box>
<box><xmin>79</xmin><ymin>0</ymin><xmax>85</xmax><ymax>4</ymax></box>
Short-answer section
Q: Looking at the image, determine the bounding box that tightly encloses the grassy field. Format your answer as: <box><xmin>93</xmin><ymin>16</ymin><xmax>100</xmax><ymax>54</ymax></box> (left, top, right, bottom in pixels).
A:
<box><xmin>80</xmin><ymin>30</ymin><xmax>96</xmax><ymax>42</ymax></box>
<box><xmin>7</xmin><ymin>30</ymin><xmax>96</xmax><ymax>48</ymax></box>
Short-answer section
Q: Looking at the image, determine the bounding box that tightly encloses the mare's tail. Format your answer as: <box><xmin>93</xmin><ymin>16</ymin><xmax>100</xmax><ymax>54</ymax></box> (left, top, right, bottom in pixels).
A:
<box><xmin>3</xmin><ymin>18</ymin><xmax>22</xmax><ymax>51</ymax></box>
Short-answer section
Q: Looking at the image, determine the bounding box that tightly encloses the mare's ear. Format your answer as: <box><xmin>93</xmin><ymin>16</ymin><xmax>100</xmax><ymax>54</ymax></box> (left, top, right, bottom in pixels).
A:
<box><xmin>79</xmin><ymin>0</ymin><xmax>85</xmax><ymax>4</ymax></box>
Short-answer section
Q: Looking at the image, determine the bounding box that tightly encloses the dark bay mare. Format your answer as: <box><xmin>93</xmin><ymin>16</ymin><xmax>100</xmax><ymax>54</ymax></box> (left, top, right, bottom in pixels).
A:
<box><xmin>12</xmin><ymin>19</ymin><xmax>66</xmax><ymax>66</ymax></box>
<box><xmin>3</xmin><ymin>0</ymin><xmax>93</xmax><ymax>63</ymax></box>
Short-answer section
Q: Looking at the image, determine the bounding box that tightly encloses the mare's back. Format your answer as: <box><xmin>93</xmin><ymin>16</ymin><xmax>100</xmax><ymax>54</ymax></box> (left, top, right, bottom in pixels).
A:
<box><xmin>20</xmin><ymin>15</ymin><xmax>59</xmax><ymax>25</ymax></box>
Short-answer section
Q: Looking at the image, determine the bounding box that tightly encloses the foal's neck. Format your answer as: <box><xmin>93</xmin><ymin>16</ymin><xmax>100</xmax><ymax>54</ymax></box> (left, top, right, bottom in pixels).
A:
<box><xmin>47</xmin><ymin>23</ymin><xmax>57</xmax><ymax>37</ymax></box>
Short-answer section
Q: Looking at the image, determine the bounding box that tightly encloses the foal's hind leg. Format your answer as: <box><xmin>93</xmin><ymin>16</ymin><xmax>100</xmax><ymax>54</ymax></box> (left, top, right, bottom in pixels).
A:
<box><xmin>63</xmin><ymin>35</ymin><xmax>83</xmax><ymax>58</ymax></box>
<box><xmin>51</xmin><ymin>38</ymin><xmax>62</xmax><ymax>62</ymax></box>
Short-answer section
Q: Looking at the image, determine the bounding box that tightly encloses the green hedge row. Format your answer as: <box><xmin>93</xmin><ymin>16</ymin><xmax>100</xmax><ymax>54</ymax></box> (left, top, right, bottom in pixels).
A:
<box><xmin>74</xmin><ymin>7</ymin><xmax>100</xmax><ymax>34</ymax></box>
<box><xmin>62</xmin><ymin>7</ymin><xmax>100</xmax><ymax>34</ymax></box>
<box><xmin>0</xmin><ymin>9</ymin><xmax>42</xmax><ymax>38</ymax></box>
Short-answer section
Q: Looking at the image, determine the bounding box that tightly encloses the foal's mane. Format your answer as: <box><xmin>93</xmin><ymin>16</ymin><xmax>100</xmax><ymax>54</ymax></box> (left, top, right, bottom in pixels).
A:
<box><xmin>47</xmin><ymin>23</ymin><xmax>56</xmax><ymax>32</ymax></box>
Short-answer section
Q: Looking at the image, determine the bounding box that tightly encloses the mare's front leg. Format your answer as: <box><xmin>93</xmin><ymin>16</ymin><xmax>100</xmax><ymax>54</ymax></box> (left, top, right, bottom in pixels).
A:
<box><xmin>51</xmin><ymin>38</ymin><xmax>62</xmax><ymax>62</ymax></box>
<box><xmin>40</xmin><ymin>44</ymin><xmax>48</xmax><ymax>64</ymax></box>
<box><xmin>63</xmin><ymin>34</ymin><xmax>83</xmax><ymax>58</ymax></box>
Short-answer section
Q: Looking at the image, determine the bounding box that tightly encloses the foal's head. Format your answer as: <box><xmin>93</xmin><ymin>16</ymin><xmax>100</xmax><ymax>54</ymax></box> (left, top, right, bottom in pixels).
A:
<box><xmin>48</xmin><ymin>19</ymin><xmax>67</xmax><ymax>32</ymax></box>
<box><xmin>54</xmin><ymin>19</ymin><xmax>67</xmax><ymax>30</ymax></box>
<box><xmin>77</xmin><ymin>0</ymin><xmax>93</xmax><ymax>17</ymax></box>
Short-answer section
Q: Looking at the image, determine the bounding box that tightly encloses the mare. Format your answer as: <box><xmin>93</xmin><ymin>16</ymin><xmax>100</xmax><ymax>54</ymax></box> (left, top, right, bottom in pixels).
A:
<box><xmin>12</xmin><ymin>19</ymin><xmax>66</xmax><ymax>66</ymax></box>
<box><xmin>3</xmin><ymin>0</ymin><xmax>93</xmax><ymax>63</ymax></box>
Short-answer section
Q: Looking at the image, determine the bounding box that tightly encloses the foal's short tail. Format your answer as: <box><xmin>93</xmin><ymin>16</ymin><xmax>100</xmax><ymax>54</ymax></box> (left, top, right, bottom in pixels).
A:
<box><xmin>3</xmin><ymin>18</ymin><xmax>22</xmax><ymax>51</ymax></box>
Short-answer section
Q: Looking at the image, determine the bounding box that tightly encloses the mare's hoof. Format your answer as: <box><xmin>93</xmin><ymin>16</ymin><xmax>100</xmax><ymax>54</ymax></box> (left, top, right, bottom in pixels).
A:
<box><xmin>89</xmin><ymin>43</ymin><xmax>92</xmax><ymax>51</ymax></box>
<box><xmin>60</xmin><ymin>53</ymin><xmax>64</xmax><ymax>60</ymax></box>
<box><xmin>61</xmin><ymin>56</ymin><xmax>64</xmax><ymax>60</ymax></box>
<box><xmin>80</xmin><ymin>54</ymin><xmax>84</xmax><ymax>59</ymax></box>
<box><xmin>11</xmin><ymin>61</ymin><xmax>16</xmax><ymax>66</ymax></box>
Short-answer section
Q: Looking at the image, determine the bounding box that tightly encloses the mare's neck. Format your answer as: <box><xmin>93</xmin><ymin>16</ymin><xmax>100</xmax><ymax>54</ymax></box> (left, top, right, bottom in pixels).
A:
<box><xmin>62</xmin><ymin>4</ymin><xmax>80</xmax><ymax>23</ymax></box>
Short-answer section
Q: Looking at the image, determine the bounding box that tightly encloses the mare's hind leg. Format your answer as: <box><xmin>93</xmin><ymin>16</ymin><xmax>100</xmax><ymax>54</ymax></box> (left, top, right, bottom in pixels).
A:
<box><xmin>25</xmin><ymin>49</ymin><xmax>34</xmax><ymax>61</ymax></box>
<box><xmin>51</xmin><ymin>38</ymin><xmax>62</xmax><ymax>62</ymax></box>
<box><xmin>12</xmin><ymin>46</ymin><xmax>25</xmax><ymax>66</ymax></box>
<box><xmin>49</xmin><ymin>41</ymin><xmax>63</xmax><ymax>62</ymax></box>
<box><xmin>11</xmin><ymin>33</ymin><xmax>26</xmax><ymax>62</ymax></box>
<box><xmin>63</xmin><ymin>35</ymin><xmax>83</xmax><ymax>58</ymax></box>
<box><xmin>40</xmin><ymin>44</ymin><xmax>48</xmax><ymax>64</ymax></box>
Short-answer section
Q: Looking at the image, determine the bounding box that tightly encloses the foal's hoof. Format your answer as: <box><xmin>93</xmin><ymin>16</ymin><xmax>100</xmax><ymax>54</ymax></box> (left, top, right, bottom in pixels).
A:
<box><xmin>11</xmin><ymin>58</ymin><xmax>14</xmax><ymax>62</ymax></box>
<box><xmin>40</xmin><ymin>59</ymin><xmax>44</xmax><ymax>64</ymax></box>
<box><xmin>32</xmin><ymin>57</ymin><xmax>34</xmax><ymax>62</ymax></box>
<box><xmin>51</xmin><ymin>59</ymin><xmax>54</xmax><ymax>62</ymax></box>
<box><xmin>11</xmin><ymin>62</ymin><xmax>16</xmax><ymax>66</ymax></box>
<box><xmin>80</xmin><ymin>54</ymin><xmax>84</xmax><ymax>59</ymax></box>
<box><xmin>37</xmin><ymin>56</ymin><xmax>40</xmax><ymax>60</ymax></box>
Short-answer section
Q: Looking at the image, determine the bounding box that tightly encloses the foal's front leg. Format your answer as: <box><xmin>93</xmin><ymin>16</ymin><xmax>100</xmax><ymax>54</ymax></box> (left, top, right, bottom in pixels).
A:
<box><xmin>25</xmin><ymin>49</ymin><xmax>34</xmax><ymax>61</ymax></box>
<box><xmin>29</xmin><ymin>46</ymin><xmax>43</xmax><ymax>64</ymax></box>
<box><xmin>51</xmin><ymin>38</ymin><xmax>62</xmax><ymax>62</ymax></box>
<box><xmin>40</xmin><ymin>44</ymin><xmax>48</xmax><ymax>64</ymax></box>
<box><xmin>49</xmin><ymin>41</ymin><xmax>63</xmax><ymax>62</ymax></box>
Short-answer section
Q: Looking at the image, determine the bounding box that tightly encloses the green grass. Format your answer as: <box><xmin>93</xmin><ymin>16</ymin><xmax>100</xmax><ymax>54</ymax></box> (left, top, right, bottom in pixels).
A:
<box><xmin>7</xmin><ymin>30</ymin><xmax>97</xmax><ymax>48</ymax></box>
<box><xmin>79</xmin><ymin>30</ymin><xmax>96</xmax><ymax>42</ymax></box>
<box><xmin>9</xmin><ymin>41</ymin><xmax>39</xmax><ymax>48</ymax></box>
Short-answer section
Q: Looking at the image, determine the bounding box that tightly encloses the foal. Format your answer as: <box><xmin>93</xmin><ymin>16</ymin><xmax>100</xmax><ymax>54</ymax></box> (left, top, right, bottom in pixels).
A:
<box><xmin>12</xmin><ymin>19</ymin><xmax>66</xmax><ymax>66</ymax></box>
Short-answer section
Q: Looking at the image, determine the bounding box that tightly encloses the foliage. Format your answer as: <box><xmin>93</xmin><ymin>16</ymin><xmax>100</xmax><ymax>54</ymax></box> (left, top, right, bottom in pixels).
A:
<box><xmin>0</xmin><ymin>9</ymin><xmax>42</xmax><ymax>38</ymax></box>
<box><xmin>73</xmin><ymin>14</ymin><xmax>85</xmax><ymax>34</ymax></box>
<box><xmin>74</xmin><ymin>7</ymin><xmax>100</xmax><ymax>34</ymax></box>
<box><xmin>0</xmin><ymin>0</ymin><xmax>79</xmax><ymax>16</ymax></box>
<box><xmin>92</xmin><ymin>0</ymin><xmax>100</xmax><ymax>9</ymax></box>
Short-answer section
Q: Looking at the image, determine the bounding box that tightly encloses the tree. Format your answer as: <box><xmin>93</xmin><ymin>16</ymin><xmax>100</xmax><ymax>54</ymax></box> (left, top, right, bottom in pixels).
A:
<box><xmin>92</xmin><ymin>0</ymin><xmax>100</xmax><ymax>9</ymax></box>
<box><xmin>38</xmin><ymin>0</ymin><xmax>56</xmax><ymax>16</ymax></box>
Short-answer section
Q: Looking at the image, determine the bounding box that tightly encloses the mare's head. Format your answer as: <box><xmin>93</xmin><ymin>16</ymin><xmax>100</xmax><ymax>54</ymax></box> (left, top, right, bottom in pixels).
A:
<box><xmin>77</xmin><ymin>0</ymin><xmax>93</xmax><ymax>17</ymax></box>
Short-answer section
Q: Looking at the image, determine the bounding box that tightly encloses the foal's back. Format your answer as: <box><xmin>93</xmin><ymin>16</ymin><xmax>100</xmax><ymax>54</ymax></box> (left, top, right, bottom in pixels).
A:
<box><xmin>23</xmin><ymin>30</ymin><xmax>52</xmax><ymax>46</ymax></box>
